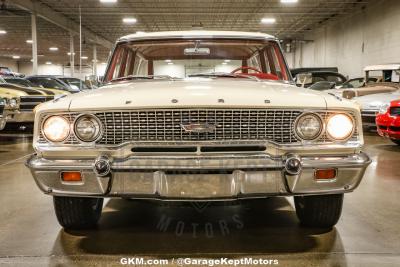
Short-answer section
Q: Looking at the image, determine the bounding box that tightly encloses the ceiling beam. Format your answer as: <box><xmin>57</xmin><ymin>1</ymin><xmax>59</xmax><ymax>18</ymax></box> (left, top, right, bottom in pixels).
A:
<box><xmin>11</xmin><ymin>0</ymin><xmax>113</xmax><ymax>49</ymax></box>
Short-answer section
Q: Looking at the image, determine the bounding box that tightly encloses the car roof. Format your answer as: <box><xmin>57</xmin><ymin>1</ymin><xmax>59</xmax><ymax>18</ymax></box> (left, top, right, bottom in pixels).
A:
<box><xmin>119</xmin><ymin>30</ymin><xmax>276</xmax><ymax>42</ymax></box>
<box><xmin>364</xmin><ymin>64</ymin><xmax>400</xmax><ymax>71</ymax></box>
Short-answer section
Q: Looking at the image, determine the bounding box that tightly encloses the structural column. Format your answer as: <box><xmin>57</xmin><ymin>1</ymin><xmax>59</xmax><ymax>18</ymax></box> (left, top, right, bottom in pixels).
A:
<box><xmin>70</xmin><ymin>32</ymin><xmax>75</xmax><ymax>77</ymax></box>
<box><xmin>93</xmin><ymin>44</ymin><xmax>97</xmax><ymax>76</ymax></box>
<box><xmin>31</xmin><ymin>12</ymin><xmax>38</xmax><ymax>75</ymax></box>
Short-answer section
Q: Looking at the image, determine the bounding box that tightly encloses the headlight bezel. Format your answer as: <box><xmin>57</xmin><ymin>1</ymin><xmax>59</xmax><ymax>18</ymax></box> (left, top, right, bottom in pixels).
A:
<box><xmin>294</xmin><ymin>112</ymin><xmax>324</xmax><ymax>141</ymax></box>
<box><xmin>41</xmin><ymin>115</ymin><xmax>71</xmax><ymax>143</ymax></box>
<box><xmin>8</xmin><ymin>97</ymin><xmax>19</xmax><ymax>109</ymax></box>
<box><xmin>325</xmin><ymin>113</ymin><xmax>355</xmax><ymax>141</ymax></box>
<box><xmin>378</xmin><ymin>103</ymin><xmax>390</xmax><ymax>115</ymax></box>
<box><xmin>73</xmin><ymin>114</ymin><xmax>103</xmax><ymax>143</ymax></box>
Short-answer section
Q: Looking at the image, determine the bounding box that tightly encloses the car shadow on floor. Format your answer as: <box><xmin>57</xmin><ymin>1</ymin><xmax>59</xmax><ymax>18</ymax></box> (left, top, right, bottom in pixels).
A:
<box><xmin>51</xmin><ymin>197</ymin><xmax>345</xmax><ymax>259</ymax></box>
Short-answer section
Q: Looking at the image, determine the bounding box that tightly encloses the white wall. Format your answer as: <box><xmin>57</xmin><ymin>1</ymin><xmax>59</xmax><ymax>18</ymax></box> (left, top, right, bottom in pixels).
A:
<box><xmin>294</xmin><ymin>0</ymin><xmax>400</xmax><ymax>78</ymax></box>
<box><xmin>0</xmin><ymin>58</ymin><xmax>19</xmax><ymax>72</ymax></box>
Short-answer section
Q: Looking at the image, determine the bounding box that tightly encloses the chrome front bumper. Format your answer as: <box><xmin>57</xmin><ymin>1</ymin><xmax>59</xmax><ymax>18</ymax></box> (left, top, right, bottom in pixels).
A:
<box><xmin>26</xmin><ymin>152</ymin><xmax>371</xmax><ymax>200</ymax></box>
<box><xmin>7</xmin><ymin>110</ymin><xmax>34</xmax><ymax>123</ymax></box>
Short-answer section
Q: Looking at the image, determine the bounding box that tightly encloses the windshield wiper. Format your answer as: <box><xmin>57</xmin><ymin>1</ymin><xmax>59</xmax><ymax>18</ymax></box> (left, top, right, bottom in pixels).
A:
<box><xmin>189</xmin><ymin>72</ymin><xmax>261</xmax><ymax>82</ymax></box>
<box><xmin>110</xmin><ymin>75</ymin><xmax>175</xmax><ymax>83</ymax></box>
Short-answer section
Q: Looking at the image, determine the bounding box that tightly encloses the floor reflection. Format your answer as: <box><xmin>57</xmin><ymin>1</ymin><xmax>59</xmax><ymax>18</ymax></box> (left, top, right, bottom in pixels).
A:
<box><xmin>51</xmin><ymin>198</ymin><xmax>345</xmax><ymax>265</ymax></box>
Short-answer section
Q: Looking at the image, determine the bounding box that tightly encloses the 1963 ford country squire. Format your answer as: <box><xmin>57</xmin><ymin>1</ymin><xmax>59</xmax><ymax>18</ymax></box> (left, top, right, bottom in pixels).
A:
<box><xmin>26</xmin><ymin>31</ymin><xmax>371</xmax><ymax>230</ymax></box>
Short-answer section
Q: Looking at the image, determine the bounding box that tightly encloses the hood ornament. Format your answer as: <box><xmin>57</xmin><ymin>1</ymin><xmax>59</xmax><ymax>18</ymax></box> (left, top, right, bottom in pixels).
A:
<box><xmin>181</xmin><ymin>123</ymin><xmax>216</xmax><ymax>133</ymax></box>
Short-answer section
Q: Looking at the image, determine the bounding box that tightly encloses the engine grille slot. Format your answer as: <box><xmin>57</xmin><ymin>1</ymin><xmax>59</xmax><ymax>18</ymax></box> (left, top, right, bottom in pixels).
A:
<box><xmin>361</xmin><ymin>110</ymin><xmax>377</xmax><ymax>124</ymax></box>
<box><xmin>200</xmin><ymin>145</ymin><xmax>266</xmax><ymax>153</ymax></box>
<box><xmin>96</xmin><ymin>109</ymin><xmax>301</xmax><ymax>144</ymax></box>
<box><xmin>20</xmin><ymin>96</ymin><xmax>54</xmax><ymax>111</ymax></box>
<box><xmin>132</xmin><ymin>146</ymin><xmax>197</xmax><ymax>153</ymax></box>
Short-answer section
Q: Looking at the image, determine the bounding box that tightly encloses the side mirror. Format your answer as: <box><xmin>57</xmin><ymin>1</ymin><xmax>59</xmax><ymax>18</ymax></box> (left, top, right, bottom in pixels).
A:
<box><xmin>295</xmin><ymin>73</ymin><xmax>313</xmax><ymax>87</ymax></box>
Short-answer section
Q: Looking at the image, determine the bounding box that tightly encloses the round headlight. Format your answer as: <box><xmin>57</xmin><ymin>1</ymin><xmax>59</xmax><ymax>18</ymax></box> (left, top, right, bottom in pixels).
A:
<box><xmin>74</xmin><ymin>115</ymin><xmax>101</xmax><ymax>142</ymax></box>
<box><xmin>326</xmin><ymin>114</ymin><xmax>354</xmax><ymax>140</ymax></box>
<box><xmin>9</xmin><ymin>98</ymin><xmax>18</xmax><ymax>109</ymax></box>
<box><xmin>295</xmin><ymin>113</ymin><xmax>323</xmax><ymax>140</ymax></box>
<box><xmin>378</xmin><ymin>103</ymin><xmax>390</xmax><ymax>114</ymax></box>
<box><xmin>42</xmin><ymin>116</ymin><xmax>70</xmax><ymax>142</ymax></box>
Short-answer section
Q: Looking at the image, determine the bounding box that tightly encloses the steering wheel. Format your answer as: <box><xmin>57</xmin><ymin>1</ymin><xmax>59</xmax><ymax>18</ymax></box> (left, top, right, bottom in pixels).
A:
<box><xmin>231</xmin><ymin>66</ymin><xmax>262</xmax><ymax>74</ymax></box>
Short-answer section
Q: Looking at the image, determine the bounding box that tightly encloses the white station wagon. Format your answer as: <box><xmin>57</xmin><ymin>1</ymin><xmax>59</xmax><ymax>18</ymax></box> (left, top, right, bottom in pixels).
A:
<box><xmin>27</xmin><ymin>31</ymin><xmax>371</xmax><ymax>230</ymax></box>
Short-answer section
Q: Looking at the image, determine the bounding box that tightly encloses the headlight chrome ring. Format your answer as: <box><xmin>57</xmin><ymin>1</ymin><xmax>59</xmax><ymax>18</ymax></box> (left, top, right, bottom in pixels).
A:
<box><xmin>326</xmin><ymin>113</ymin><xmax>355</xmax><ymax>141</ymax></box>
<box><xmin>42</xmin><ymin>115</ymin><xmax>71</xmax><ymax>143</ymax></box>
<box><xmin>73</xmin><ymin>114</ymin><xmax>102</xmax><ymax>143</ymax></box>
<box><xmin>294</xmin><ymin>112</ymin><xmax>324</xmax><ymax>141</ymax></box>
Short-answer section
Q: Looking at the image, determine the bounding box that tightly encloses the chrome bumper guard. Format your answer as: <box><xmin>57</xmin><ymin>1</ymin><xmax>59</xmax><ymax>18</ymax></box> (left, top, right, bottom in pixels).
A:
<box><xmin>26</xmin><ymin>153</ymin><xmax>371</xmax><ymax>200</ymax></box>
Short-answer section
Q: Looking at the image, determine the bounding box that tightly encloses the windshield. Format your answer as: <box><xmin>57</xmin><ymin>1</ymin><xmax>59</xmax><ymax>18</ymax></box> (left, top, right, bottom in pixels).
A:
<box><xmin>4</xmin><ymin>78</ymin><xmax>34</xmax><ymax>88</ymax></box>
<box><xmin>29</xmin><ymin>77</ymin><xmax>72</xmax><ymax>91</ymax></box>
<box><xmin>367</xmin><ymin>70</ymin><xmax>399</xmax><ymax>83</ymax></box>
<box><xmin>60</xmin><ymin>78</ymin><xmax>89</xmax><ymax>90</ymax></box>
<box><xmin>104</xmin><ymin>38</ymin><xmax>290</xmax><ymax>83</ymax></box>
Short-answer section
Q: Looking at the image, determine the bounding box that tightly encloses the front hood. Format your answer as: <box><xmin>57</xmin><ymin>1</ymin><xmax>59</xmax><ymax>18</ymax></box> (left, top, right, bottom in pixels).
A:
<box><xmin>0</xmin><ymin>84</ymin><xmax>45</xmax><ymax>95</ymax></box>
<box><xmin>66</xmin><ymin>78</ymin><xmax>330</xmax><ymax>111</ymax></box>
<box><xmin>34</xmin><ymin>87</ymin><xmax>69</xmax><ymax>96</ymax></box>
<box><xmin>0</xmin><ymin>87</ymin><xmax>29</xmax><ymax>97</ymax></box>
<box><xmin>353</xmin><ymin>90</ymin><xmax>400</xmax><ymax>110</ymax></box>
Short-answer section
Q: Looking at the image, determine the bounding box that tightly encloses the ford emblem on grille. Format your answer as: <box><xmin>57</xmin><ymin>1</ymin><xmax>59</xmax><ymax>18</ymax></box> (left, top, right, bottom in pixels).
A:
<box><xmin>181</xmin><ymin>123</ymin><xmax>216</xmax><ymax>133</ymax></box>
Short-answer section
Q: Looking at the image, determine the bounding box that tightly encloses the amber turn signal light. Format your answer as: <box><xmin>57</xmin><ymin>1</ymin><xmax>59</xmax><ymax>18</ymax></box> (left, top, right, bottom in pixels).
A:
<box><xmin>61</xmin><ymin>171</ymin><xmax>82</xmax><ymax>182</ymax></box>
<box><xmin>315</xmin><ymin>169</ymin><xmax>337</xmax><ymax>180</ymax></box>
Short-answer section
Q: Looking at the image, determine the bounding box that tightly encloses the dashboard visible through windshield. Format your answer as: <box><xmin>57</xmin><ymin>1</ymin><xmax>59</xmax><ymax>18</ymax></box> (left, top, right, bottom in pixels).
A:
<box><xmin>104</xmin><ymin>38</ymin><xmax>291</xmax><ymax>83</ymax></box>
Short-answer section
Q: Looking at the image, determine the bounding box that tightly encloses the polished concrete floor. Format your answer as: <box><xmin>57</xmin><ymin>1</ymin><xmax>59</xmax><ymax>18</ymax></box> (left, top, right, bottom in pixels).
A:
<box><xmin>0</xmin><ymin>133</ymin><xmax>399</xmax><ymax>266</ymax></box>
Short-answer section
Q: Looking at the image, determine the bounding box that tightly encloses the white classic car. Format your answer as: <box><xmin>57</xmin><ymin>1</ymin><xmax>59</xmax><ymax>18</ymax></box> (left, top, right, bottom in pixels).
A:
<box><xmin>324</xmin><ymin>64</ymin><xmax>400</xmax><ymax>99</ymax></box>
<box><xmin>26</xmin><ymin>31</ymin><xmax>371</xmax><ymax>230</ymax></box>
<box><xmin>353</xmin><ymin>90</ymin><xmax>400</xmax><ymax>128</ymax></box>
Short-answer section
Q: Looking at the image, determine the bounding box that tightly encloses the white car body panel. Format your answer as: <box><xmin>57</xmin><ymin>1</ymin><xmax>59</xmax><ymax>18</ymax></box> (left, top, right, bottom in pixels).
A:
<box><xmin>353</xmin><ymin>90</ymin><xmax>400</xmax><ymax>111</ymax></box>
<box><xmin>35</xmin><ymin>78</ymin><xmax>360</xmax><ymax>115</ymax></box>
<box><xmin>120</xmin><ymin>30</ymin><xmax>276</xmax><ymax>42</ymax></box>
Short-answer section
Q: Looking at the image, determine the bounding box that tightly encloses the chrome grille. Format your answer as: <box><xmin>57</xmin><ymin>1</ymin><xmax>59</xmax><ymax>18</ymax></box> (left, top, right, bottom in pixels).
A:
<box><xmin>95</xmin><ymin>109</ymin><xmax>302</xmax><ymax>144</ymax></box>
<box><xmin>20</xmin><ymin>96</ymin><xmax>54</xmax><ymax>111</ymax></box>
<box><xmin>37</xmin><ymin>109</ymin><xmax>361</xmax><ymax>146</ymax></box>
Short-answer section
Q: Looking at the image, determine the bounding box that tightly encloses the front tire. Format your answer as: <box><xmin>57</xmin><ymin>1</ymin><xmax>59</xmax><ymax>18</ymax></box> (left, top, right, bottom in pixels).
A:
<box><xmin>391</xmin><ymin>139</ymin><xmax>400</xmax><ymax>146</ymax></box>
<box><xmin>294</xmin><ymin>194</ymin><xmax>343</xmax><ymax>228</ymax></box>
<box><xmin>53</xmin><ymin>196</ymin><xmax>103</xmax><ymax>230</ymax></box>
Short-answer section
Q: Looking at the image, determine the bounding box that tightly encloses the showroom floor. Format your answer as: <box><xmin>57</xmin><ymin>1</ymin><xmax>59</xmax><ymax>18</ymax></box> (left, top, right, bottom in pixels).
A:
<box><xmin>0</xmin><ymin>133</ymin><xmax>398</xmax><ymax>266</ymax></box>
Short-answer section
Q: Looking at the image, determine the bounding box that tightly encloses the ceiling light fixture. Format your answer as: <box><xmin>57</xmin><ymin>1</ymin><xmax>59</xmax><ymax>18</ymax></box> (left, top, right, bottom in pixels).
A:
<box><xmin>281</xmin><ymin>0</ymin><xmax>298</xmax><ymax>3</ymax></box>
<box><xmin>0</xmin><ymin>30</ymin><xmax>6</xmax><ymax>34</ymax></box>
<box><xmin>123</xmin><ymin>17</ymin><xmax>137</xmax><ymax>24</ymax></box>
<box><xmin>67</xmin><ymin>52</ymin><xmax>76</xmax><ymax>56</ymax></box>
<box><xmin>45</xmin><ymin>61</ymin><xmax>52</xmax><ymax>65</ymax></box>
<box><xmin>165</xmin><ymin>59</ymin><xmax>172</xmax><ymax>63</ymax></box>
<box><xmin>100</xmin><ymin>0</ymin><xmax>117</xmax><ymax>3</ymax></box>
<box><xmin>261</xmin><ymin>18</ymin><xmax>276</xmax><ymax>24</ymax></box>
<box><xmin>81</xmin><ymin>56</ymin><xmax>88</xmax><ymax>60</ymax></box>
<box><xmin>26</xmin><ymin>40</ymin><xmax>33</xmax><ymax>44</ymax></box>
<box><xmin>12</xmin><ymin>55</ymin><xmax>20</xmax><ymax>59</ymax></box>
<box><xmin>222</xmin><ymin>62</ymin><xmax>227</xmax><ymax>65</ymax></box>
<box><xmin>167</xmin><ymin>62</ymin><xmax>174</xmax><ymax>65</ymax></box>
<box><xmin>49</xmin><ymin>47</ymin><xmax>59</xmax><ymax>51</ymax></box>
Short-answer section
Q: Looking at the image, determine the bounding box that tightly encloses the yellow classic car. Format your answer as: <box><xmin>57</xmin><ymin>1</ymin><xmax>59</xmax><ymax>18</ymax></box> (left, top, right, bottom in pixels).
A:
<box><xmin>0</xmin><ymin>80</ymin><xmax>56</xmax><ymax>126</ymax></box>
<box><xmin>0</xmin><ymin>96</ymin><xmax>5</xmax><ymax>130</ymax></box>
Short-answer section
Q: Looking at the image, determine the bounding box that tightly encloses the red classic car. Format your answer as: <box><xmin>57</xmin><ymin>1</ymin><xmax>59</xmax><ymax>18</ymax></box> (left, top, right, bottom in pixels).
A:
<box><xmin>376</xmin><ymin>99</ymin><xmax>400</xmax><ymax>145</ymax></box>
